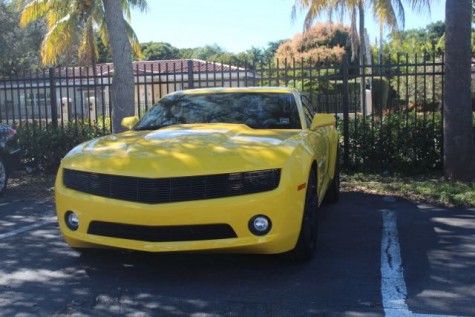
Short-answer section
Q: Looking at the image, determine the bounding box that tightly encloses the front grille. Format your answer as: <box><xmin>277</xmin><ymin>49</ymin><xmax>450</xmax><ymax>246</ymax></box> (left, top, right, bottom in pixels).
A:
<box><xmin>88</xmin><ymin>221</ymin><xmax>237</xmax><ymax>242</ymax></box>
<box><xmin>63</xmin><ymin>168</ymin><xmax>281</xmax><ymax>204</ymax></box>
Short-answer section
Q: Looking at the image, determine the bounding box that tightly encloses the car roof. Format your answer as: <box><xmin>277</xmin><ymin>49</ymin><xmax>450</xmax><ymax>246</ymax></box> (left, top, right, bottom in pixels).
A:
<box><xmin>171</xmin><ymin>87</ymin><xmax>299</xmax><ymax>96</ymax></box>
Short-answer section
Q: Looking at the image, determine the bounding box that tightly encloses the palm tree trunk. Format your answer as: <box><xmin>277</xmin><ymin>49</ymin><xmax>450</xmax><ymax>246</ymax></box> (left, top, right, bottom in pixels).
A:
<box><xmin>444</xmin><ymin>0</ymin><xmax>475</xmax><ymax>181</ymax></box>
<box><xmin>358</xmin><ymin>0</ymin><xmax>365</xmax><ymax>65</ymax></box>
<box><xmin>86</xmin><ymin>23</ymin><xmax>100</xmax><ymax>123</ymax></box>
<box><xmin>102</xmin><ymin>0</ymin><xmax>135</xmax><ymax>133</ymax></box>
<box><xmin>358</xmin><ymin>0</ymin><xmax>367</xmax><ymax>115</ymax></box>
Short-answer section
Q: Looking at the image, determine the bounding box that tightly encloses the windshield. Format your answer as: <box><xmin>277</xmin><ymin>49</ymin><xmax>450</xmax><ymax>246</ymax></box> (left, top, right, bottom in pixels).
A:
<box><xmin>133</xmin><ymin>92</ymin><xmax>301</xmax><ymax>131</ymax></box>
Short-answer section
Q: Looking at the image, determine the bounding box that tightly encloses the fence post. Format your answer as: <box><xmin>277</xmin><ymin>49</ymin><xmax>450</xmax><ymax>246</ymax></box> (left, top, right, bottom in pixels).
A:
<box><xmin>49</xmin><ymin>68</ymin><xmax>58</xmax><ymax>128</ymax></box>
<box><xmin>187</xmin><ymin>60</ymin><xmax>194</xmax><ymax>89</ymax></box>
<box><xmin>342</xmin><ymin>54</ymin><xmax>350</xmax><ymax>168</ymax></box>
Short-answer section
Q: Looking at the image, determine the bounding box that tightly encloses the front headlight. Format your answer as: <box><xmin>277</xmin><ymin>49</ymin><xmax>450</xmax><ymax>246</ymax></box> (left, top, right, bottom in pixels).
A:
<box><xmin>228</xmin><ymin>169</ymin><xmax>281</xmax><ymax>194</ymax></box>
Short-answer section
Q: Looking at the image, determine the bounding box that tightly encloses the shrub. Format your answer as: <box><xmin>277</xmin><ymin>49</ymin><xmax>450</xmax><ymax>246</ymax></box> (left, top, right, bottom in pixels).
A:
<box><xmin>17</xmin><ymin>122</ymin><xmax>106</xmax><ymax>174</ymax></box>
<box><xmin>274</xmin><ymin>22</ymin><xmax>351</xmax><ymax>63</ymax></box>
<box><xmin>15</xmin><ymin>110</ymin><xmax>453</xmax><ymax>175</ymax></box>
<box><xmin>340</xmin><ymin>112</ymin><xmax>443</xmax><ymax>174</ymax></box>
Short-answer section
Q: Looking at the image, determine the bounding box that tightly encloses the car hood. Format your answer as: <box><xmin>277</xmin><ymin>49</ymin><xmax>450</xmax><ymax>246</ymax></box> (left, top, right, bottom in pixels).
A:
<box><xmin>62</xmin><ymin>124</ymin><xmax>303</xmax><ymax>177</ymax></box>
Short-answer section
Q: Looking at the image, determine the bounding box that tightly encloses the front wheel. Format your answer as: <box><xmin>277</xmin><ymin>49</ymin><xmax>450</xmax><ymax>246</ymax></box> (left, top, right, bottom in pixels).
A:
<box><xmin>324</xmin><ymin>148</ymin><xmax>340</xmax><ymax>204</ymax></box>
<box><xmin>288</xmin><ymin>171</ymin><xmax>318</xmax><ymax>262</ymax></box>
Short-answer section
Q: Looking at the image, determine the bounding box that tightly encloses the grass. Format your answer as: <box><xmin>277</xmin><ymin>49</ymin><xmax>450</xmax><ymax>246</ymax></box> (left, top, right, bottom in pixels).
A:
<box><xmin>342</xmin><ymin>173</ymin><xmax>475</xmax><ymax>208</ymax></box>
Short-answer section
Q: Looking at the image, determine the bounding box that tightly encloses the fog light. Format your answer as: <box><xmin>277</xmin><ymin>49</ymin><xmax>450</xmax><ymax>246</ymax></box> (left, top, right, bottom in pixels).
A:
<box><xmin>249</xmin><ymin>215</ymin><xmax>272</xmax><ymax>236</ymax></box>
<box><xmin>65</xmin><ymin>211</ymin><xmax>79</xmax><ymax>231</ymax></box>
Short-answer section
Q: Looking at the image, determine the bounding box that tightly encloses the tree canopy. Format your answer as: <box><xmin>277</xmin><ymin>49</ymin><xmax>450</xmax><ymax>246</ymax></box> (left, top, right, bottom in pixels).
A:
<box><xmin>16</xmin><ymin>0</ymin><xmax>147</xmax><ymax>66</ymax></box>
<box><xmin>382</xmin><ymin>21</ymin><xmax>445</xmax><ymax>56</ymax></box>
<box><xmin>274</xmin><ymin>22</ymin><xmax>351</xmax><ymax>62</ymax></box>
<box><xmin>0</xmin><ymin>1</ymin><xmax>43</xmax><ymax>76</ymax></box>
<box><xmin>140</xmin><ymin>42</ymin><xmax>181</xmax><ymax>61</ymax></box>
<box><xmin>292</xmin><ymin>0</ymin><xmax>434</xmax><ymax>63</ymax></box>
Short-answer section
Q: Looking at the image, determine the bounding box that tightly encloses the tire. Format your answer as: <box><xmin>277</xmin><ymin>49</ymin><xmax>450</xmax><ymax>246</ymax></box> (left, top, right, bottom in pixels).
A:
<box><xmin>0</xmin><ymin>158</ymin><xmax>8</xmax><ymax>198</ymax></box>
<box><xmin>324</xmin><ymin>148</ymin><xmax>340</xmax><ymax>204</ymax></box>
<box><xmin>288</xmin><ymin>171</ymin><xmax>319</xmax><ymax>262</ymax></box>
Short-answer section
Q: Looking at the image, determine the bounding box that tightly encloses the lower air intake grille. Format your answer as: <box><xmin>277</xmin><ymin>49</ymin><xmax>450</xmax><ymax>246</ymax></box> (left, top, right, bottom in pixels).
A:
<box><xmin>88</xmin><ymin>221</ymin><xmax>237</xmax><ymax>242</ymax></box>
<box><xmin>63</xmin><ymin>168</ymin><xmax>281</xmax><ymax>204</ymax></box>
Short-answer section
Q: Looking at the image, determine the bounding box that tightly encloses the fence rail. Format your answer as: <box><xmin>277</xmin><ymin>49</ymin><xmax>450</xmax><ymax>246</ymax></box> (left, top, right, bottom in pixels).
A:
<box><xmin>0</xmin><ymin>55</ymin><xmax>446</xmax><ymax>171</ymax></box>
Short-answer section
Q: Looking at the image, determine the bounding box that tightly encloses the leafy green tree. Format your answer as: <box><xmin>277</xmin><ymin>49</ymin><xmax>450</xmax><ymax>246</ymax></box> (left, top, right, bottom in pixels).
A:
<box><xmin>140</xmin><ymin>42</ymin><xmax>181</xmax><ymax>61</ymax></box>
<box><xmin>178</xmin><ymin>48</ymin><xmax>195</xmax><ymax>59</ymax></box>
<box><xmin>171</xmin><ymin>41</ymin><xmax>286</xmax><ymax>67</ymax></box>
<box><xmin>174</xmin><ymin>45</ymin><xmax>241</xmax><ymax>67</ymax></box>
<box><xmin>220</xmin><ymin>47</ymin><xmax>270</xmax><ymax>68</ymax></box>
<box><xmin>384</xmin><ymin>21</ymin><xmax>445</xmax><ymax>56</ymax></box>
<box><xmin>0</xmin><ymin>1</ymin><xmax>43</xmax><ymax>75</ymax></box>
<box><xmin>265</xmin><ymin>40</ymin><xmax>288</xmax><ymax>61</ymax></box>
<box><xmin>17</xmin><ymin>0</ymin><xmax>148</xmax><ymax>133</ymax></box>
<box><xmin>190</xmin><ymin>44</ymin><xmax>228</xmax><ymax>61</ymax></box>
<box><xmin>17</xmin><ymin>0</ymin><xmax>146</xmax><ymax>66</ymax></box>
<box><xmin>242</xmin><ymin>47</ymin><xmax>265</xmax><ymax>65</ymax></box>
<box><xmin>96</xmin><ymin>32</ymin><xmax>112</xmax><ymax>63</ymax></box>
<box><xmin>292</xmin><ymin>0</ymin><xmax>433</xmax><ymax>118</ymax></box>
<box><xmin>292</xmin><ymin>0</ymin><xmax>434</xmax><ymax>64</ymax></box>
<box><xmin>274</xmin><ymin>22</ymin><xmax>350</xmax><ymax>62</ymax></box>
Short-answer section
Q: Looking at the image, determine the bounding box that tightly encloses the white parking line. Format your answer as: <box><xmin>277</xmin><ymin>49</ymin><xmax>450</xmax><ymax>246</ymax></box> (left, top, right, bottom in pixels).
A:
<box><xmin>380</xmin><ymin>209</ymin><xmax>464</xmax><ymax>317</ymax></box>
<box><xmin>0</xmin><ymin>219</ymin><xmax>55</xmax><ymax>240</ymax></box>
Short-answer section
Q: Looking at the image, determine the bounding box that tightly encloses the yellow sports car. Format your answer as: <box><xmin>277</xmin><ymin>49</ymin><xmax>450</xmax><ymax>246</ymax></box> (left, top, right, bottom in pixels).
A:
<box><xmin>55</xmin><ymin>87</ymin><xmax>339</xmax><ymax>261</ymax></box>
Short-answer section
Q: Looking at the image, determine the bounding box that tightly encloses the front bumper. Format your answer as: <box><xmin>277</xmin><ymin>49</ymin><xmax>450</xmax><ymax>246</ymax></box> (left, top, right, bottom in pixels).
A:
<box><xmin>55</xmin><ymin>168</ymin><xmax>306</xmax><ymax>254</ymax></box>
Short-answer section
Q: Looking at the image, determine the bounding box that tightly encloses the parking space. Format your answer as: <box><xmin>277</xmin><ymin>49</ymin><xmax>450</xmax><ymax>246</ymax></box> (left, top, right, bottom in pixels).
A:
<box><xmin>398</xmin><ymin>200</ymin><xmax>475</xmax><ymax>315</ymax></box>
<box><xmin>0</xmin><ymin>192</ymin><xmax>474</xmax><ymax>316</ymax></box>
<box><xmin>0</xmin><ymin>198</ymin><xmax>55</xmax><ymax>239</ymax></box>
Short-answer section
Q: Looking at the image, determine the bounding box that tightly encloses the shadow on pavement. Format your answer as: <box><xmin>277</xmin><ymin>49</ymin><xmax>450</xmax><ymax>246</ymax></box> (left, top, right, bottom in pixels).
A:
<box><xmin>1</xmin><ymin>191</ymin><xmax>474</xmax><ymax>316</ymax></box>
<box><xmin>396</xmin><ymin>199</ymin><xmax>475</xmax><ymax>316</ymax></box>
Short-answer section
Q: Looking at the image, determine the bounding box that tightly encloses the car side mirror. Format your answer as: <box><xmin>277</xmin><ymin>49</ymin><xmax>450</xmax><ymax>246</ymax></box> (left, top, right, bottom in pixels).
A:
<box><xmin>121</xmin><ymin>116</ymin><xmax>139</xmax><ymax>130</ymax></box>
<box><xmin>310</xmin><ymin>113</ymin><xmax>336</xmax><ymax>130</ymax></box>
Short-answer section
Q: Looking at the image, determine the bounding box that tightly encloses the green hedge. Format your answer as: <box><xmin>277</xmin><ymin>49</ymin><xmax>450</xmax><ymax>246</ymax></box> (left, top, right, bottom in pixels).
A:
<box><xmin>340</xmin><ymin>113</ymin><xmax>443</xmax><ymax>174</ymax></box>
<box><xmin>18</xmin><ymin>122</ymin><xmax>105</xmax><ymax>174</ymax></box>
<box><xmin>16</xmin><ymin>112</ymin><xmax>465</xmax><ymax>175</ymax></box>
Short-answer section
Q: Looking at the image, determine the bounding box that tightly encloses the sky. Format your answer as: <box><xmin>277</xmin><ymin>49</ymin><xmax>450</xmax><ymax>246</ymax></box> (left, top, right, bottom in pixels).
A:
<box><xmin>130</xmin><ymin>0</ymin><xmax>446</xmax><ymax>53</ymax></box>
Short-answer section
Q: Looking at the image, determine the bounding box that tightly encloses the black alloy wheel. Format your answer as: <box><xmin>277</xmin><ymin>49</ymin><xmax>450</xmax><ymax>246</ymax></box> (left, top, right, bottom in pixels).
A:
<box><xmin>289</xmin><ymin>170</ymin><xmax>318</xmax><ymax>261</ymax></box>
<box><xmin>324</xmin><ymin>148</ymin><xmax>340</xmax><ymax>204</ymax></box>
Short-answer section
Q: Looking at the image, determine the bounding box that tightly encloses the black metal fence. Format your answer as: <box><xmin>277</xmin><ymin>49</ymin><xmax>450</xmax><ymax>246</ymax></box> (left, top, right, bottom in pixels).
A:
<box><xmin>0</xmin><ymin>55</ymin><xmax>445</xmax><ymax>171</ymax></box>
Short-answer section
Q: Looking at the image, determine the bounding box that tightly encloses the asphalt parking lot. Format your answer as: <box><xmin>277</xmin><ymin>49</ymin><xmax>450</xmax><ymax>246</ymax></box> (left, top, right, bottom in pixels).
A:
<box><xmin>1</xmin><ymin>190</ymin><xmax>474</xmax><ymax>317</ymax></box>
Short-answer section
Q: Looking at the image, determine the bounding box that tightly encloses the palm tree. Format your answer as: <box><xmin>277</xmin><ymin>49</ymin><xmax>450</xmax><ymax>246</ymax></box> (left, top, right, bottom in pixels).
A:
<box><xmin>292</xmin><ymin>0</ymin><xmax>433</xmax><ymax>63</ymax></box>
<box><xmin>292</xmin><ymin>0</ymin><xmax>413</xmax><ymax>116</ymax></box>
<box><xmin>17</xmin><ymin>0</ymin><xmax>145</xmax><ymax>66</ymax></box>
<box><xmin>99</xmin><ymin>0</ymin><xmax>148</xmax><ymax>133</ymax></box>
<box><xmin>17</xmin><ymin>0</ymin><xmax>147</xmax><ymax>132</ymax></box>
<box><xmin>102</xmin><ymin>0</ymin><xmax>140</xmax><ymax>132</ymax></box>
<box><xmin>443</xmin><ymin>0</ymin><xmax>475</xmax><ymax>181</ymax></box>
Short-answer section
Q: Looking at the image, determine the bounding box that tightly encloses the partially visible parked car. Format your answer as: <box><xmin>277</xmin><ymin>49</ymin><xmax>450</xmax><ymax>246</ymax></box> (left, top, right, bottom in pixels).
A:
<box><xmin>0</xmin><ymin>125</ymin><xmax>21</xmax><ymax>197</ymax></box>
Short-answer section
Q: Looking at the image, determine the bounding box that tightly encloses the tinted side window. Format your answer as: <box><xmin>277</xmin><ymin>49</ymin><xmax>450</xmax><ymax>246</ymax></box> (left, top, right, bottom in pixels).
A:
<box><xmin>301</xmin><ymin>95</ymin><xmax>316</xmax><ymax>127</ymax></box>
